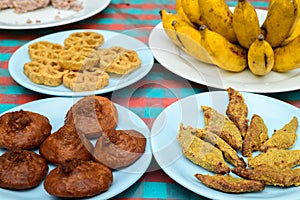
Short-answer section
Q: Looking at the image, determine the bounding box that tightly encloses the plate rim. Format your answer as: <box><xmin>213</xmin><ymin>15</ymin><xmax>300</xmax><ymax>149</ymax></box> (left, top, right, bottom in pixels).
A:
<box><xmin>8</xmin><ymin>29</ymin><xmax>154</xmax><ymax>97</ymax></box>
<box><xmin>0</xmin><ymin>0</ymin><xmax>111</xmax><ymax>29</ymax></box>
<box><xmin>0</xmin><ymin>96</ymin><xmax>152</xmax><ymax>199</ymax></box>
<box><xmin>150</xmin><ymin>91</ymin><xmax>300</xmax><ymax>200</ymax></box>
<box><xmin>148</xmin><ymin>8</ymin><xmax>300</xmax><ymax>93</ymax></box>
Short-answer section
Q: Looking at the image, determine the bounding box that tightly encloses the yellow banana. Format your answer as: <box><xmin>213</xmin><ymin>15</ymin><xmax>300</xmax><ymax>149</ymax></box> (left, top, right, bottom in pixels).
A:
<box><xmin>181</xmin><ymin>0</ymin><xmax>205</xmax><ymax>27</ymax></box>
<box><xmin>171</xmin><ymin>20</ymin><xmax>213</xmax><ymax>64</ymax></box>
<box><xmin>199</xmin><ymin>25</ymin><xmax>247</xmax><ymax>72</ymax></box>
<box><xmin>248</xmin><ymin>34</ymin><xmax>274</xmax><ymax>76</ymax></box>
<box><xmin>273</xmin><ymin>34</ymin><xmax>300</xmax><ymax>72</ymax></box>
<box><xmin>175</xmin><ymin>0</ymin><xmax>194</xmax><ymax>27</ymax></box>
<box><xmin>233</xmin><ymin>0</ymin><xmax>261</xmax><ymax>49</ymax></box>
<box><xmin>262</xmin><ymin>0</ymin><xmax>299</xmax><ymax>47</ymax></box>
<box><xmin>198</xmin><ymin>0</ymin><xmax>237</xmax><ymax>43</ymax></box>
<box><xmin>160</xmin><ymin>9</ymin><xmax>190</xmax><ymax>47</ymax></box>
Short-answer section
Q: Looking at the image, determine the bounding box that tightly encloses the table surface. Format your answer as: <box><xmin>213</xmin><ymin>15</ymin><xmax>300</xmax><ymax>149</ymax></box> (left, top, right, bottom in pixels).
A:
<box><xmin>1</xmin><ymin>0</ymin><xmax>300</xmax><ymax>199</ymax></box>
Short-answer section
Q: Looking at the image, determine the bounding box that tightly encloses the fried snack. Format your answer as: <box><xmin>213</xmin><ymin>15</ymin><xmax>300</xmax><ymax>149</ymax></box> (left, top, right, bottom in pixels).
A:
<box><xmin>44</xmin><ymin>160</ymin><xmax>113</xmax><ymax>198</ymax></box>
<box><xmin>39</xmin><ymin>124</ymin><xmax>93</xmax><ymax>165</ymax></box>
<box><xmin>0</xmin><ymin>149</ymin><xmax>48</xmax><ymax>189</ymax></box>
<box><xmin>28</xmin><ymin>41</ymin><xmax>63</xmax><ymax>61</ymax></box>
<box><xmin>232</xmin><ymin>166</ymin><xmax>300</xmax><ymax>187</ymax></box>
<box><xmin>64</xmin><ymin>31</ymin><xmax>104</xmax><ymax>49</ymax></box>
<box><xmin>177</xmin><ymin>124</ymin><xmax>230</xmax><ymax>174</ymax></box>
<box><xmin>226</xmin><ymin>87</ymin><xmax>249</xmax><ymax>138</ymax></box>
<box><xmin>93</xmin><ymin>129</ymin><xmax>146</xmax><ymax>169</ymax></box>
<box><xmin>58</xmin><ymin>46</ymin><xmax>99</xmax><ymax>71</ymax></box>
<box><xmin>194</xmin><ymin>174</ymin><xmax>265</xmax><ymax>193</ymax></box>
<box><xmin>180</xmin><ymin>123</ymin><xmax>246</xmax><ymax>168</ymax></box>
<box><xmin>260</xmin><ymin>116</ymin><xmax>298</xmax><ymax>152</ymax></box>
<box><xmin>105</xmin><ymin>49</ymin><xmax>141</xmax><ymax>75</ymax></box>
<box><xmin>242</xmin><ymin>114</ymin><xmax>268</xmax><ymax>157</ymax></box>
<box><xmin>62</xmin><ymin>67</ymin><xmax>110</xmax><ymax>92</ymax></box>
<box><xmin>201</xmin><ymin>106</ymin><xmax>243</xmax><ymax>150</ymax></box>
<box><xmin>24</xmin><ymin>59</ymin><xmax>69</xmax><ymax>86</ymax></box>
<box><xmin>65</xmin><ymin>96</ymin><xmax>118</xmax><ymax>138</ymax></box>
<box><xmin>0</xmin><ymin>110</ymin><xmax>51</xmax><ymax>150</ymax></box>
<box><xmin>248</xmin><ymin>149</ymin><xmax>300</xmax><ymax>169</ymax></box>
<box><xmin>96</xmin><ymin>46</ymin><xmax>125</xmax><ymax>70</ymax></box>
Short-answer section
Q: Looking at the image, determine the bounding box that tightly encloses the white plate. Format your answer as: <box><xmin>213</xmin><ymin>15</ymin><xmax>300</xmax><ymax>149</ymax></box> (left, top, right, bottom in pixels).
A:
<box><xmin>0</xmin><ymin>0</ymin><xmax>110</xmax><ymax>29</ymax></box>
<box><xmin>149</xmin><ymin>8</ymin><xmax>300</xmax><ymax>93</ymax></box>
<box><xmin>0</xmin><ymin>97</ymin><xmax>152</xmax><ymax>199</ymax></box>
<box><xmin>8</xmin><ymin>29</ymin><xmax>154</xmax><ymax>96</ymax></box>
<box><xmin>151</xmin><ymin>91</ymin><xmax>300</xmax><ymax>200</ymax></box>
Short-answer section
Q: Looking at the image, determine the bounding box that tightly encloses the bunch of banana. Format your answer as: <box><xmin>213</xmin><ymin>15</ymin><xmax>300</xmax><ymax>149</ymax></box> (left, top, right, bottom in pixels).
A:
<box><xmin>158</xmin><ymin>0</ymin><xmax>300</xmax><ymax>75</ymax></box>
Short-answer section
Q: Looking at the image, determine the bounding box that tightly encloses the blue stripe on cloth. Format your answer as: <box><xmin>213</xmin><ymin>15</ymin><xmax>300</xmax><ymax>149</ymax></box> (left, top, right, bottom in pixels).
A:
<box><xmin>167</xmin><ymin>183</ymin><xmax>209</xmax><ymax>199</ymax></box>
<box><xmin>0</xmin><ymin>54</ymin><xmax>10</xmax><ymax>62</ymax></box>
<box><xmin>143</xmin><ymin>182</ymin><xmax>167</xmax><ymax>198</ymax></box>
<box><xmin>112</xmin><ymin>0</ymin><xmax>174</xmax><ymax>4</ymax></box>
<box><xmin>88</xmin><ymin>18</ymin><xmax>161</xmax><ymax>26</ymax></box>
<box><xmin>144</xmin><ymin>107</ymin><xmax>164</xmax><ymax>119</ymax></box>
<box><xmin>115</xmin><ymin>181</ymin><xmax>144</xmax><ymax>198</ymax></box>
<box><xmin>0</xmin><ymin>104</ymin><xmax>16</xmax><ymax>113</ymax></box>
<box><xmin>0</xmin><ymin>40</ymin><xmax>26</xmax><ymax>46</ymax></box>
<box><xmin>0</xmin><ymin>86</ymin><xmax>35</xmax><ymax>95</ymax></box>
<box><xmin>227</xmin><ymin>1</ymin><xmax>269</xmax><ymax>7</ymax></box>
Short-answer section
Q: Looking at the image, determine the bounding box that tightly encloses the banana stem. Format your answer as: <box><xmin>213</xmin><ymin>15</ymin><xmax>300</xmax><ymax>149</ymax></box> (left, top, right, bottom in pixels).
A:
<box><xmin>258</xmin><ymin>34</ymin><xmax>264</xmax><ymax>41</ymax></box>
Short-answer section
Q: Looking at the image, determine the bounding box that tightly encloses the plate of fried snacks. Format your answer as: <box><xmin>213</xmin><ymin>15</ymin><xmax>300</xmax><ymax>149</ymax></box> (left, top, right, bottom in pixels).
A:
<box><xmin>8</xmin><ymin>29</ymin><xmax>154</xmax><ymax>96</ymax></box>
<box><xmin>0</xmin><ymin>0</ymin><xmax>111</xmax><ymax>29</ymax></box>
<box><xmin>149</xmin><ymin>6</ymin><xmax>300</xmax><ymax>93</ymax></box>
<box><xmin>151</xmin><ymin>88</ymin><xmax>300</xmax><ymax>200</ymax></box>
<box><xmin>0</xmin><ymin>95</ymin><xmax>152</xmax><ymax>199</ymax></box>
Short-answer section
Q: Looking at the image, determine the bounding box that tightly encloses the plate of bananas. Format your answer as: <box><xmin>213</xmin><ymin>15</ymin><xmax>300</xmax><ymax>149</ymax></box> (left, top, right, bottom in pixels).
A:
<box><xmin>149</xmin><ymin>0</ymin><xmax>300</xmax><ymax>93</ymax></box>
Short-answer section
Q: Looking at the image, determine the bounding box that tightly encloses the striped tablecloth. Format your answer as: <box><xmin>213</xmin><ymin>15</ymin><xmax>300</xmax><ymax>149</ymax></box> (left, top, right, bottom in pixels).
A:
<box><xmin>1</xmin><ymin>0</ymin><xmax>300</xmax><ymax>199</ymax></box>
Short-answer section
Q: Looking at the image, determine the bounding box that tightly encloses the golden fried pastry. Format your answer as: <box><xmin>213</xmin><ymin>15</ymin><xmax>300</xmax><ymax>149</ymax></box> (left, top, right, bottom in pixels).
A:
<box><xmin>180</xmin><ymin>124</ymin><xmax>246</xmax><ymax>168</ymax></box>
<box><xmin>24</xmin><ymin>59</ymin><xmax>69</xmax><ymax>86</ymax></box>
<box><xmin>0</xmin><ymin>149</ymin><xmax>48</xmax><ymax>189</ymax></box>
<box><xmin>93</xmin><ymin>129</ymin><xmax>146</xmax><ymax>169</ymax></box>
<box><xmin>64</xmin><ymin>31</ymin><xmax>104</xmax><ymax>49</ymax></box>
<box><xmin>39</xmin><ymin>124</ymin><xmax>93</xmax><ymax>165</ymax></box>
<box><xmin>58</xmin><ymin>46</ymin><xmax>99</xmax><ymax>71</ymax></box>
<box><xmin>28</xmin><ymin>41</ymin><xmax>63</xmax><ymax>61</ymax></box>
<box><xmin>177</xmin><ymin>124</ymin><xmax>230</xmax><ymax>174</ymax></box>
<box><xmin>201</xmin><ymin>106</ymin><xmax>243</xmax><ymax>150</ymax></box>
<box><xmin>232</xmin><ymin>166</ymin><xmax>300</xmax><ymax>187</ymax></box>
<box><xmin>248</xmin><ymin>149</ymin><xmax>300</xmax><ymax>169</ymax></box>
<box><xmin>44</xmin><ymin>160</ymin><xmax>113</xmax><ymax>198</ymax></box>
<box><xmin>0</xmin><ymin>110</ymin><xmax>51</xmax><ymax>150</ymax></box>
<box><xmin>96</xmin><ymin>46</ymin><xmax>124</xmax><ymax>70</ymax></box>
<box><xmin>260</xmin><ymin>116</ymin><xmax>298</xmax><ymax>152</ymax></box>
<box><xmin>226</xmin><ymin>87</ymin><xmax>249</xmax><ymax>138</ymax></box>
<box><xmin>242</xmin><ymin>114</ymin><xmax>268</xmax><ymax>157</ymax></box>
<box><xmin>62</xmin><ymin>67</ymin><xmax>110</xmax><ymax>92</ymax></box>
<box><xmin>194</xmin><ymin>174</ymin><xmax>265</xmax><ymax>193</ymax></box>
<box><xmin>105</xmin><ymin>49</ymin><xmax>141</xmax><ymax>75</ymax></box>
<box><xmin>65</xmin><ymin>96</ymin><xmax>118</xmax><ymax>138</ymax></box>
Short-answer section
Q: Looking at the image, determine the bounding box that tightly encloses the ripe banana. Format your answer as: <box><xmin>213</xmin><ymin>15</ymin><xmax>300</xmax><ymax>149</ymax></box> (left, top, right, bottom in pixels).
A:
<box><xmin>181</xmin><ymin>0</ymin><xmax>205</xmax><ymax>26</ymax></box>
<box><xmin>273</xmin><ymin>34</ymin><xmax>300</xmax><ymax>72</ymax></box>
<box><xmin>171</xmin><ymin>20</ymin><xmax>213</xmax><ymax>64</ymax></box>
<box><xmin>233</xmin><ymin>0</ymin><xmax>261</xmax><ymax>49</ymax></box>
<box><xmin>262</xmin><ymin>0</ymin><xmax>299</xmax><ymax>47</ymax></box>
<box><xmin>248</xmin><ymin>34</ymin><xmax>274</xmax><ymax>76</ymax></box>
<box><xmin>199</xmin><ymin>25</ymin><xmax>247</xmax><ymax>72</ymax></box>
<box><xmin>160</xmin><ymin>9</ymin><xmax>190</xmax><ymax>47</ymax></box>
<box><xmin>198</xmin><ymin>0</ymin><xmax>237</xmax><ymax>43</ymax></box>
<box><xmin>175</xmin><ymin>0</ymin><xmax>194</xmax><ymax>27</ymax></box>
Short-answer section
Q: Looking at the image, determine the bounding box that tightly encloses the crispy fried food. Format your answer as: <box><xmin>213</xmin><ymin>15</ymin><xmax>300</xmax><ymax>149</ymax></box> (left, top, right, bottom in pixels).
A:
<box><xmin>93</xmin><ymin>129</ymin><xmax>146</xmax><ymax>169</ymax></box>
<box><xmin>28</xmin><ymin>41</ymin><xmax>63</xmax><ymax>61</ymax></box>
<box><xmin>64</xmin><ymin>31</ymin><xmax>105</xmax><ymax>49</ymax></box>
<box><xmin>232</xmin><ymin>166</ymin><xmax>300</xmax><ymax>187</ymax></box>
<box><xmin>194</xmin><ymin>173</ymin><xmax>265</xmax><ymax>193</ymax></box>
<box><xmin>226</xmin><ymin>87</ymin><xmax>249</xmax><ymax>138</ymax></box>
<box><xmin>177</xmin><ymin>124</ymin><xmax>230</xmax><ymax>174</ymax></box>
<box><xmin>248</xmin><ymin>148</ymin><xmax>300</xmax><ymax>169</ymax></box>
<box><xmin>242</xmin><ymin>114</ymin><xmax>268</xmax><ymax>157</ymax></box>
<box><xmin>201</xmin><ymin>106</ymin><xmax>243</xmax><ymax>150</ymax></box>
<box><xmin>44</xmin><ymin>160</ymin><xmax>113</xmax><ymax>198</ymax></box>
<box><xmin>65</xmin><ymin>96</ymin><xmax>118</xmax><ymax>138</ymax></box>
<box><xmin>0</xmin><ymin>149</ymin><xmax>48</xmax><ymax>189</ymax></box>
<box><xmin>260</xmin><ymin>116</ymin><xmax>298</xmax><ymax>152</ymax></box>
<box><xmin>0</xmin><ymin>110</ymin><xmax>51</xmax><ymax>150</ymax></box>
<box><xmin>39</xmin><ymin>124</ymin><xmax>93</xmax><ymax>165</ymax></box>
<box><xmin>180</xmin><ymin>123</ymin><xmax>246</xmax><ymax>168</ymax></box>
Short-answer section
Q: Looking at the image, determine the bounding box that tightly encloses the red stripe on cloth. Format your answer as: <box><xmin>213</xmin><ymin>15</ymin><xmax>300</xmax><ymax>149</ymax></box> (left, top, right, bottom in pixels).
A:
<box><xmin>0</xmin><ymin>62</ymin><xmax>8</xmax><ymax>69</ymax></box>
<box><xmin>287</xmin><ymin>100</ymin><xmax>300</xmax><ymax>108</ymax></box>
<box><xmin>0</xmin><ymin>94</ymin><xmax>41</xmax><ymax>104</ymax></box>
<box><xmin>110</xmin><ymin>3</ymin><xmax>175</xmax><ymax>10</ymax></box>
<box><xmin>142</xmin><ymin>170</ymin><xmax>175</xmax><ymax>183</ymax></box>
<box><xmin>0</xmin><ymin>77</ymin><xmax>18</xmax><ymax>85</ymax></box>
<box><xmin>0</xmin><ymin>46</ymin><xmax>20</xmax><ymax>54</ymax></box>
